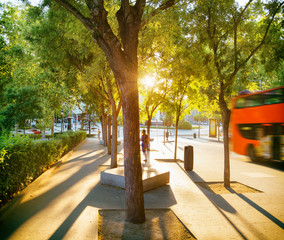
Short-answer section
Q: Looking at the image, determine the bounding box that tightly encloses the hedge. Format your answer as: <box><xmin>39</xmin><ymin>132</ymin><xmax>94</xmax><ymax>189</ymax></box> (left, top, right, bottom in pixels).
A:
<box><xmin>0</xmin><ymin>131</ymin><xmax>86</xmax><ymax>207</ymax></box>
<box><xmin>178</xmin><ymin>121</ymin><xmax>193</xmax><ymax>130</ymax></box>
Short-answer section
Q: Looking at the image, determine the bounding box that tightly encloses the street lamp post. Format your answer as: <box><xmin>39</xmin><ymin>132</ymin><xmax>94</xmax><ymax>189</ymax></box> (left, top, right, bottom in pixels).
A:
<box><xmin>61</xmin><ymin>110</ymin><xmax>63</xmax><ymax>133</ymax></box>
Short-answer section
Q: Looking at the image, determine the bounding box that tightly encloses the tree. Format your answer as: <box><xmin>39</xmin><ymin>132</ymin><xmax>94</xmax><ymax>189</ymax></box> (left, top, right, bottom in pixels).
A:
<box><xmin>86</xmin><ymin>58</ymin><xmax>122</xmax><ymax>168</ymax></box>
<box><xmin>0</xmin><ymin>4</ymin><xmax>72</xmax><ymax>136</ymax></box>
<box><xmin>1</xmin><ymin>86</ymin><xmax>42</xmax><ymax>132</ymax></box>
<box><xmin>138</xmin><ymin>7</ymin><xmax>179</xmax><ymax>138</ymax></box>
<box><xmin>28</xmin><ymin>3</ymin><xmax>124</xmax><ymax>167</ymax></box>
<box><xmin>165</xmin><ymin>77</ymin><xmax>190</xmax><ymax>161</ymax></box>
<box><xmin>139</xmin><ymin>75</ymin><xmax>169</xmax><ymax>138</ymax></box>
<box><xmin>185</xmin><ymin>0</ymin><xmax>284</xmax><ymax>187</ymax></box>
<box><xmin>0</xmin><ymin>4</ymin><xmax>42</xmax><ymax>133</ymax></box>
<box><xmin>52</xmin><ymin>0</ymin><xmax>179</xmax><ymax>223</ymax></box>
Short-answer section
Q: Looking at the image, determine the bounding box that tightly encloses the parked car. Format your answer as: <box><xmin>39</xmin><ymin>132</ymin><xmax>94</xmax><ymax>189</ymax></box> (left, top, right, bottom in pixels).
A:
<box><xmin>30</xmin><ymin>129</ymin><xmax>41</xmax><ymax>134</ymax></box>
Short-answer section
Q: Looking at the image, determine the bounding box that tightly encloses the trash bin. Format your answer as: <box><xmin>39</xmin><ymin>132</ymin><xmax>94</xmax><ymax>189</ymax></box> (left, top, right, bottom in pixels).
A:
<box><xmin>193</xmin><ymin>133</ymin><xmax>196</xmax><ymax>138</ymax></box>
<box><xmin>184</xmin><ymin>145</ymin><xmax>194</xmax><ymax>171</ymax></box>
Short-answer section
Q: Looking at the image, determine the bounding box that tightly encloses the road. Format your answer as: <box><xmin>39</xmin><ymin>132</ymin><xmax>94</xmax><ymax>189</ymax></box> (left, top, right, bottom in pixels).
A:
<box><xmin>148</xmin><ymin>133</ymin><xmax>284</xmax><ymax>239</ymax></box>
<box><xmin>1</xmin><ymin>131</ymin><xmax>283</xmax><ymax>239</ymax></box>
<box><xmin>151</xmin><ymin>132</ymin><xmax>284</xmax><ymax>175</ymax></box>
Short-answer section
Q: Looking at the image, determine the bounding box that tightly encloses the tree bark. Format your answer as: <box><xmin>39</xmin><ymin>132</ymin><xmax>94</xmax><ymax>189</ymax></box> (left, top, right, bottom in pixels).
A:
<box><xmin>52</xmin><ymin>0</ymin><xmax>185</xmax><ymax>224</ymax></box>
<box><xmin>101</xmin><ymin>111</ymin><xmax>107</xmax><ymax>147</ymax></box>
<box><xmin>219</xmin><ymin>87</ymin><xmax>231</xmax><ymax>188</ymax></box>
<box><xmin>174</xmin><ymin>116</ymin><xmax>180</xmax><ymax>161</ymax></box>
<box><xmin>88</xmin><ymin>115</ymin><xmax>91</xmax><ymax>135</ymax></box>
<box><xmin>51</xmin><ymin>116</ymin><xmax>54</xmax><ymax>134</ymax></box>
<box><xmin>111</xmin><ymin>111</ymin><xmax>118</xmax><ymax>168</ymax></box>
<box><xmin>107</xmin><ymin>115</ymin><xmax>111</xmax><ymax>155</ymax></box>
<box><xmin>80</xmin><ymin>112</ymin><xmax>86</xmax><ymax>130</ymax></box>
<box><xmin>147</xmin><ymin>115</ymin><xmax>152</xmax><ymax>139</ymax></box>
<box><xmin>120</xmin><ymin>79</ymin><xmax>145</xmax><ymax>223</ymax></box>
<box><xmin>198</xmin><ymin>113</ymin><xmax>200</xmax><ymax>138</ymax></box>
<box><xmin>106</xmin><ymin>78</ymin><xmax>121</xmax><ymax>168</ymax></box>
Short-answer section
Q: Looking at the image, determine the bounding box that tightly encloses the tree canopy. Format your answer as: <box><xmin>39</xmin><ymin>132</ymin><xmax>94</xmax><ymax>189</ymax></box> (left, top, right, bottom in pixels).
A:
<box><xmin>0</xmin><ymin>0</ymin><xmax>283</xmax><ymax>222</ymax></box>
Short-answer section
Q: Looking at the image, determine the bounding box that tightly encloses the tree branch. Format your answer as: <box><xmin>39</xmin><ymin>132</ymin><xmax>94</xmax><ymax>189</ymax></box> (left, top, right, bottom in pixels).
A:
<box><xmin>140</xmin><ymin>0</ymin><xmax>178</xmax><ymax>29</ymax></box>
<box><xmin>226</xmin><ymin>1</ymin><xmax>284</xmax><ymax>89</ymax></box>
<box><xmin>54</xmin><ymin>0</ymin><xmax>93</xmax><ymax>31</ymax></box>
<box><xmin>234</xmin><ymin>0</ymin><xmax>254</xmax><ymax>70</ymax></box>
<box><xmin>117</xmin><ymin>99</ymin><xmax>122</xmax><ymax>116</ymax></box>
<box><xmin>66</xmin><ymin>50</ymin><xmax>83</xmax><ymax>72</ymax></box>
<box><xmin>99</xmin><ymin>76</ymin><xmax>109</xmax><ymax>99</ymax></box>
<box><xmin>206</xmin><ymin>6</ymin><xmax>222</xmax><ymax>82</ymax></box>
<box><xmin>89</xmin><ymin>83</ymin><xmax>109</xmax><ymax>103</ymax></box>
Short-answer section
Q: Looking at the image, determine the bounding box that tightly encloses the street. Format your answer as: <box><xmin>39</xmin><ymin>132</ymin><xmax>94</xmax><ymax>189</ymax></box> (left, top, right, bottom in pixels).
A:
<box><xmin>0</xmin><ymin>133</ymin><xmax>283</xmax><ymax>239</ymax></box>
<box><xmin>148</xmin><ymin>133</ymin><xmax>284</xmax><ymax>239</ymax></box>
<box><xmin>151</xmin><ymin>132</ymin><xmax>284</xmax><ymax>183</ymax></box>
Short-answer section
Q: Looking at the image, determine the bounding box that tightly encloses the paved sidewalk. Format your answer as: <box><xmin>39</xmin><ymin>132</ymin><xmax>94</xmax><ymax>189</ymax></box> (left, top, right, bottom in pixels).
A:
<box><xmin>0</xmin><ymin>137</ymin><xmax>283</xmax><ymax>240</ymax></box>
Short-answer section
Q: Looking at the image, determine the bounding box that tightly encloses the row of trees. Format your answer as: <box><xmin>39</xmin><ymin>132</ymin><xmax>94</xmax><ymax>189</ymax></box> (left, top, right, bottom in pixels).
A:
<box><xmin>1</xmin><ymin>0</ymin><xmax>283</xmax><ymax>224</ymax></box>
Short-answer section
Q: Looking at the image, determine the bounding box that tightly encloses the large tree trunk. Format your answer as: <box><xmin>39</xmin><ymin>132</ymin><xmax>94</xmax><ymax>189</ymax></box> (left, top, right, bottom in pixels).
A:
<box><xmin>54</xmin><ymin>0</ymin><xmax>178</xmax><ymax>225</ymax></box>
<box><xmin>51</xmin><ymin>116</ymin><xmax>54</xmax><ymax>135</ymax></box>
<box><xmin>219</xmin><ymin>88</ymin><xmax>231</xmax><ymax>188</ymax></box>
<box><xmin>102</xmin><ymin>113</ymin><xmax>107</xmax><ymax>147</ymax></box>
<box><xmin>198</xmin><ymin>113</ymin><xmax>201</xmax><ymax>138</ymax></box>
<box><xmin>106</xmin><ymin>81</ymin><xmax>121</xmax><ymax>168</ymax></box>
<box><xmin>111</xmin><ymin>111</ymin><xmax>118</xmax><ymax>168</ymax></box>
<box><xmin>147</xmin><ymin>115</ymin><xmax>152</xmax><ymax>139</ymax></box>
<box><xmin>120</xmin><ymin>79</ymin><xmax>145</xmax><ymax>224</ymax></box>
<box><xmin>107</xmin><ymin>115</ymin><xmax>111</xmax><ymax>155</ymax></box>
<box><xmin>80</xmin><ymin>112</ymin><xmax>86</xmax><ymax>130</ymax></box>
<box><xmin>88</xmin><ymin>115</ymin><xmax>91</xmax><ymax>135</ymax></box>
<box><xmin>174</xmin><ymin>116</ymin><xmax>180</xmax><ymax>161</ymax></box>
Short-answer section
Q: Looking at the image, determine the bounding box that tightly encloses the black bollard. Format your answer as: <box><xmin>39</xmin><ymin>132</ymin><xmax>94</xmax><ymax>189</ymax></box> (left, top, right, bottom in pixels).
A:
<box><xmin>184</xmin><ymin>145</ymin><xmax>194</xmax><ymax>171</ymax></box>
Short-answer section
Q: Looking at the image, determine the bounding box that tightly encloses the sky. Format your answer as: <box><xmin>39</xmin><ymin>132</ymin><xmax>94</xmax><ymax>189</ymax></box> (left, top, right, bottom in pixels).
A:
<box><xmin>1</xmin><ymin>0</ymin><xmax>249</xmax><ymax>7</ymax></box>
<box><xmin>0</xmin><ymin>0</ymin><xmax>42</xmax><ymax>6</ymax></box>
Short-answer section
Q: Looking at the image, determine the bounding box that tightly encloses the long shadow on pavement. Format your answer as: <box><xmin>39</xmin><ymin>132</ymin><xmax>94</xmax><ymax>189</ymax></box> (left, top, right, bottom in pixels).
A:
<box><xmin>228</xmin><ymin>189</ymin><xmax>284</xmax><ymax>230</ymax></box>
<box><xmin>0</xmin><ymin>143</ymin><xmax>109</xmax><ymax>239</ymax></box>
<box><xmin>177</xmin><ymin>162</ymin><xmax>284</xmax><ymax>239</ymax></box>
<box><xmin>176</xmin><ymin>164</ymin><xmax>248</xmax><ymax>240</ymax></box>
<box><xmin>48</xmin><ymin>170</ymin><xmax>178</xmax><ymax>239</ymax></box>
<box><xmin>48</xmin><ymin>176</ymin><xmax>177</xmax><ymax>239</ymax></box>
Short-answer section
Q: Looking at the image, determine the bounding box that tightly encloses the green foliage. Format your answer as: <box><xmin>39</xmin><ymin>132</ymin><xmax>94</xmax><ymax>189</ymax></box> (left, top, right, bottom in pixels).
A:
<box><xmin>0</xmin><ymin>130</ymin><xmax>86</xmax><ymax>207</ymax></box>
<box><xmin>193</xmin><ymin>113</ymin><xmax>208</xmax><ymax>123</ymax></box>
<box><xmin>178</xmin><ymin>120</ymin><xmax>192</xmax><ymax>130</ymax></box>
<box><xmin>0</xmin><ymin>86</ymin><xmax>43</xmax><ymax>132</ymax></box>
<box><xmin>0</xmin><ymin>4</ymin><xmax>76</xmax><ymax>135</ymax></box>
<box><xmin>26</xmin><ymin>134</ymin><xmax>43</xmax><ymax>140</ymax></box>
<box><xmin>164</xmin><ymin>112</ymin><xmax>173</xmax><ymax>127</ymax></box>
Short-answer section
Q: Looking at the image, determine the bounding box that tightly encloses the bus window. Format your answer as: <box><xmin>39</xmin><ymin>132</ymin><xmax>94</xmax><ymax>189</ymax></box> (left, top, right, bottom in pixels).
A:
<box><xmin>235</xmin><ymin>94</ymin><xmax>264</xmax><ymax>108</ymax></box>
<box><xmin>236</xmin><ymin>98</ymin><xmax>245</xmax><ymax>108</ymax></box>
<box><xmin>238</xmin><ymin>124</ymin><xmax>259</xmax><ymax>140</ymax></box>
<box><xmin>264</xmin><ymin>89</ymin><xmax>284</xmax><ymax>105</ymax></box>
<box><xmin>245</xmin><ymin>94</ymin><xmax>263</xmax><ymax>107</ymax></box>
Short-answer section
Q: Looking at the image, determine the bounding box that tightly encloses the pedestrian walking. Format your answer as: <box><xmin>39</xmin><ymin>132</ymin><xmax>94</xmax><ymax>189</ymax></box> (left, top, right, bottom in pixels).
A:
<box><xmin>98</xmin><ymin>129</ymin><xmax>101</xmax><ymax>140</ymax></box>
<box><xmin>141</xmin><ymin>129</ymin><xmax>149</xmax><ymax>162</ymax></box>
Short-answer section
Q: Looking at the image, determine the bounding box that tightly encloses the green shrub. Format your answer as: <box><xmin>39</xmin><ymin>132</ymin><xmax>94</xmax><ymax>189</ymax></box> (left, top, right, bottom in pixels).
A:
<box><xmin>0</xmin><ymin>131</ymin><xmax>86</xmax><ymax>207</ymax></box>
<box><xmin>26</xmin><ymin>134</ymin><xmax>42</xmax><ymax>139</ymax></box>
<box><xmin>46</xmin><ymin>134</ymin><xmax>53</xmax><ymax>139</ymax></box>
<box><xmin>26</xmin><ymin>134</ymin><xmax>53</xmax><ymax>140</ymax></box>
<box><xmin>178</xmin><ymin>121</ymin><xmax>192</xmax><ymax>130</ymax></box>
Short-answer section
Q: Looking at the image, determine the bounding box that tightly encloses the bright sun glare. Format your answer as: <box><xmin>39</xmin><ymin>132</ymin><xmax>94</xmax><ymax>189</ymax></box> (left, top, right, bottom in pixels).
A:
<box><xmin>142</xmin><ymin>75</ymin><xmax>155</xmax><ymax>88</ymax></box>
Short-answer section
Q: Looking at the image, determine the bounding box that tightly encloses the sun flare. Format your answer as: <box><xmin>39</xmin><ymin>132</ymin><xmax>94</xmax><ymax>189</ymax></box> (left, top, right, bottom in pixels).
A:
<box><xmin>141</xmin><ymin>75</ymin><xmax>155</xmax><ymax>88</ymax></box>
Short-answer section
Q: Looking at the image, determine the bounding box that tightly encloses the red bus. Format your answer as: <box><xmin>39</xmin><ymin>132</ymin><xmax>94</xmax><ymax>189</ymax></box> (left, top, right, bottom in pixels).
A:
<box><xmin>230</xmin><ymin>86</ymin><xmax>284</xmax><ymax>161</ymax></box>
